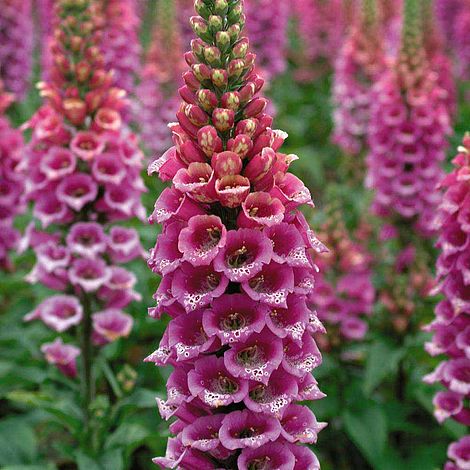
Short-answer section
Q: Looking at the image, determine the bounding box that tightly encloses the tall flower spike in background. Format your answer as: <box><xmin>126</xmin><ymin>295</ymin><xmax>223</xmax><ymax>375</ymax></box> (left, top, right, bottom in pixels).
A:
<box><xmin>423</xmin><ymin>135</ymin><xmax>470</xmax><ymax>470</ymax></box>
<box><xmin>0</xmin><ymin>80</ymin><xmax>25</xmax><ymax>271</ymax></box>
<box><xmin>136</xmin><ymin>0</ymin><xmax>185</xmax><ymax>158</ymax></box>
<box><xmin>101</xmin><ymin>0</ymin><xmax>141</xmax><ymax>97</ymax></box>
<box><xmin>366</xmin><ymin>0</ymin><xmax>451</xmax><ymax>236</ymax></box>
<box><xmin>20</xmin><ymin>0</ymin><xmax>145</xmax><ymax>439</ymax></box>
<box><xmin>146</xmin><ymin>0</ymin><xmax>327</xmax><ymax>467</ymax></box>
<box><xmin>0</xmin><ymin>0</ymin><xmax>33</xmax><ymax>99</ymax></box>
<box><xmin>35</xmin><ymin>0</ymin><xmax>55</xmax><ymax>80</ymax></box>
<box><xmin>454</xmin><ymin>0</ymin><xmax>470</xmax><ymax>81</ymax></box>
<box><xmin>421</xmin><ymin>0</ymin><xmax>457</xmax><ymax>118</ymax></box>
<box><xmin>291</xmin><ymin>0</ymin><xmax>345</xmax><ymax>80</ymax></box>
<box><xmin>244</xmin><ymin>0</ymin><xmax>289</xmax><ymax>81</ymax></box>
<box><xmin>308</xmin><ymin>212</ymin><xmax>375</xmax><ymax>349</ymax></box>
<box><xmin>333</xmin><ymin>0</ymin><xmax>386</xmax><ymax>156</ymax></box>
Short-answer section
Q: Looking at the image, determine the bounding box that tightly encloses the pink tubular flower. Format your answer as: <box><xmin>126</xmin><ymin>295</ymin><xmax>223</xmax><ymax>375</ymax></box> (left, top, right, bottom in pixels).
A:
<box><xmin>0</xmin><ymin>0</ymin><xmax>33</xmax><ymax>98</ymax></box>
<box><xmin>41</xmin><ymin>338</ymin><xmax>80</xmax><ymax>378</ymax></box>
<box><xmin>332</xmin><ymin>0</ymin><xmax>386</xmax><ymax>155</ymax></box>
<box><xmin>92</xmin><ymin>309</ymin><xmax>133</xmax><ymax>345</ymax></box>
<box><xmin>424</xmin><ymin>135</ymin><xmax>470</xmax><ymax>462</ymax></box>
<box><xmin>20</xmin><ymin>0</ymin><xmax>144</xmax><ymax>378</ymax></box>
<box><xmin>136</xmin><ymin>0</ymin><xmax>185</xmax><ymax>157</ymax></box>
<box><xmin>366</xmin><ymin>0</ymin><xmax>452</xmax><ymax>237</ymax></box>
<box><xmin>0</xmin><ymin>81</ymin><xmax>24</xmax><ymax>270</ymax></box>
<box><xmin>147</xmin><ymin>1</ymin><xmax>326</xmax><ymax>465</ymax></box>
<box><xmin>445</xmin><ymin>436</ymin><xmax>470</xmax><ymax>470</ymax></box>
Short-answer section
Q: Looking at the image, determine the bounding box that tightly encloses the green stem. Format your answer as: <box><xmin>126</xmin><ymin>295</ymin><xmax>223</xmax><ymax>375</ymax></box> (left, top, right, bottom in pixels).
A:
<box><xmin>80</xmin><ymin>293</ymin><xmax>94</xmax><ymax>447</ymax></box>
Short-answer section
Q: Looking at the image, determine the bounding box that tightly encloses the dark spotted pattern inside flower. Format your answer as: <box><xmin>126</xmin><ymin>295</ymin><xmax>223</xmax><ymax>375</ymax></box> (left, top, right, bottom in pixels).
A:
<box><xmin>212</xmin><ymin>374</ymin><xmax>239</xmax><ymax>394</ymax></box>
<box><xmin>248</xmin><ymin>457</ymin><xmax>271</xmax><ymax>470</ymax></box>
<box><xmin>237</xmin><ymin>345</ymin><xmax>263</xmax><ymax>367</ymax></box>
<box><xmin>221</xmin><ymin>311</ymin><xmax>247</xmax><ymax>331</ymax></box>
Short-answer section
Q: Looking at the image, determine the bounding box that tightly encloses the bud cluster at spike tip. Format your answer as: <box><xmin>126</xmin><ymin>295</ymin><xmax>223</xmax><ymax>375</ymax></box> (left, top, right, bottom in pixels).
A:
<box><xmin>136</xmin><ymin>0</ymin><xmax>186</xmax><ymax>158</ymax></box>
<box><xmin>146</xmin><ymin>1</ymin><xmax>327</xmax><ymax>468</ymax></box>
<box><xmin>365</xmin><ymin>0</ymin><xmax>452</xmax><ymax>237</ymax></box>
<box><xmin>101</xmin><ymin>0</ymin><xmax>141</xmax><ymax>96</ymax></box>
<box><xmin>422</xmin><ymin>135</ymin><xmax>470</xmax><ymax>470</ymax></box>
<box><xmin>332</xmin><ymin>0</ymin><xmax>387</xmax><ymax>156</ymax></box>
<box><xmin>308</xmin><ymin>216</ymin><xmax>375</xmax><ymax>346</ymax></box>
<box><xmin>0</xmin><ymin>81</ymin><xmax>25</xmax><ymax>271</ymax></box>
<box><xmin>291</xmin><ymin>0</ymin><xmax>345</xmax><ymax>79</ymax></box>
<box><xmin>244</xmin><ymin>0</ymin><xmax>289</xmax><ymax>81</ymax></box>
<box><xmin>0</xmin><ymin>0</ymin><xmax>33</xmax><ymax>99</ymax></box>
<box><xmin>19</xmin><ymin>0</ymin><xmax>145</xmax><ymax>377</ymax></box>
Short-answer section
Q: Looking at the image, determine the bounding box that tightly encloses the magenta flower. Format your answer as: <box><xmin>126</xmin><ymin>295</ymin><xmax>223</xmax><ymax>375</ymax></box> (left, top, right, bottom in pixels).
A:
<box><xmin>147</xmin><ymin>1</ymin><xmax>325</xmax><ymax>465</ymax></box>
<box><xmin>203</xmin><ymin>293</ymin><xmax>267</xmax><ymax>345</ymax></box>
<box><xmin>188</xmin><ymin>355</ymin><xmax>248</xmax><ymax>407</ymax></box>
<box><xmin>219</xmin><ymin>409</ymin><xmax>282</xmax><ymax>450</ymax></box>
<box><xmin>0</xmin><ymin>0</ymin><xmax>33</xmax><ymax>98</ymax></box>
<box><xmin>25</xmin><ymin>295</ymin><xmax>83</xmax><ymax>333</ymax></box>
<box><xmin>214</xmin><ymin>228</ymin><xmax>273</xmax><ymax>282</ymax></box>
<box><xmin>445</xmin><ymin>435</ymin><xmax>470</xmax><ymax>470</ymax></box>
<box><xmin>366</xmin><ymin>2</ymin><xmax>452</xmax><ymax>236</ymax></box>
<box><xmin>20</xmin><ymin>0</ymin><xmax>144</xmax><ymax>384</ymax></box>
<box><xmin>424</xmin><ymin>135</ymin><xmax>470</xmax><ymax>462</ymax></box>
<box><xmin>92</xmin><ymin>309</ymin><xmax>133</xmax><ymax>345</ymax></box>
<box><xmin>41</xmin><ymin>338</ymin><xmax>80</xmax><ymax>378</ymax></box>
<box><xmin>178</xmin><ymin>215</ymin><xmax>226</xmax><ymax>266</ymax></box>
<box><xmin>238</xmin><ymin>442</ymin><xmax>296</xmax><ymax>470</ymax></box>
<box><xmin>66</xmin><ymin>223</ymin><xmax>107</xmax><ymax>258</ymax></box>
<box><xmin>69</xmin><ymin>257</ymin><xmax>111</xmax><ymax>293</ymax></box>
<box><xmin>0</xmin><ymin>81</ymin><xmax>24</xmax><ymax>270</ymax></box>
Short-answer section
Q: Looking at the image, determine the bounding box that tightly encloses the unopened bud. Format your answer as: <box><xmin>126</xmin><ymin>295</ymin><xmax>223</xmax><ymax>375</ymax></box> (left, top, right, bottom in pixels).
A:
<box><xmin>211</xmin><ymin>68</ymin><xmax>228</xmax><ymax>88</ymax></box>
<box><xmin>212</xmin><ymin>108</ymin><xmax>235</xmax><ymax>132</ymax></box>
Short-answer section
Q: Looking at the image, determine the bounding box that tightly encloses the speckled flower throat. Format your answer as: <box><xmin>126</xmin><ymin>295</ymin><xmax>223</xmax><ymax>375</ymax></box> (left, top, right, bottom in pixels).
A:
<box><xmin>146</xmin><ymin>1</ymin><xmax>327</xmax><ymax>468</ymax></box>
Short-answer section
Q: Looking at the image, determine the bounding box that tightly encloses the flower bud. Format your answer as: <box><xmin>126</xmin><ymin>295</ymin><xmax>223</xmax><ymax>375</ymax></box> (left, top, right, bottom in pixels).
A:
<box><xmin>244</xmin><ymin>97</ymin><xmax>268</xmax><ymax>118</ymax></box>
<box><xmin>203</xmin><ymin>46</ymin><xmax>221</xmax><ymax>66</ymax></box>
<box><xmin>221</xmin><ymin>91</ymin><xmax>240</xmax><ymax>111</ymax></box>
<box><xmin>196</xmin><ymin>89</ymin><xmax>218</xmax><ymax>112</ymax></box>
<box><xmin>212</xmin><ymin>151</ymin><xmax>242</xmax><ymax>178</ymax></box>
<box><xmin>62</xmin><ymin>98</ymin><xmax>87</xmax><ymax>125</ymax></box>
<box><xmin>198</xmin><ymin>125</ymin><xmax>223</xmax><ymax>157</ymax></box>
<box><xmin>212</xmin><ymin>108</ymin><xmax>235</xmax><ymax>132</ymax></box>
<box><xmin>185</xmin><ymin>104</ymin><xmax>210</xmax><ymax>127</ymax></box>
<box><xmin>211</xmin><ymin>68</ymin><xmax>228</xmax><ymax>88</ymax></box>
<box><xmin>208</xmin><ymin>15</ymin><xmax>223</xmax><ymax>32</ymax></box>
<box><xmin>192</xmin><ymin>63</ymin><xmax>212</xmax><ymax>82</ymax></box>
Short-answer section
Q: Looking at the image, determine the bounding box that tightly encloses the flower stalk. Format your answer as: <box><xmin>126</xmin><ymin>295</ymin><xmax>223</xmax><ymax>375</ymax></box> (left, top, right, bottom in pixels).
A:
<box><xmin>147</xmin><ymin>0</ymin><xmax>327</xmax><ymax>467</ymax></box>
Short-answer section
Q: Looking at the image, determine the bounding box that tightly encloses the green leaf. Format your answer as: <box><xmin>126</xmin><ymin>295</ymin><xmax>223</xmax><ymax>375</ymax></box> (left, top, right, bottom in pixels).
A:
<box><xmin>100</xmin><ymin>449</ymin><xmax>124</xmax><ymax>470</ymax></box>
<box><xmin>76</xmin><ymin>452</ymin><xmax>102</xmax><ymax>470</ymax></box>
<box><xmin>105</xmin><ymin>423</ymin><xmax>149</xmax><ymax>453</ymax></box>
<box><xmin>0</xmin><ymin>418</ymin><xmax>38</xmax><ymax>466</ymax></box>
<box><xmin>343</xmin><ymin>405</ymin><xmax>388</xmax><ymax>467</ymax></box>
<box><xmin>2</xmin><ymin>466</ymin><xmax>56</xmax><ymax>470</ymax></box>
<box><xmin>364</xmin><ymin>340</ymin><xmax>405</xmax><ymax>394</ymax></box>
